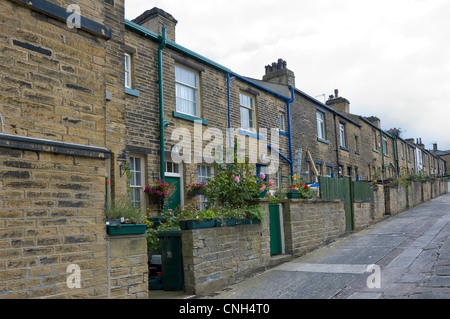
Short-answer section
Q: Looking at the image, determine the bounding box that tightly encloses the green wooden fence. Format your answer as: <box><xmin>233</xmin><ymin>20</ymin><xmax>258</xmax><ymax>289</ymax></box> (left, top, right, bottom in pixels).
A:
<box><xmin>319</xmin><ymin>177</ymin><xmax>371</xmax><ymax>201</ymax></box>
<box><xmin>352</xmin><ymin>180</ymin><xmax>372</xmax><ymax>201</ymax></box>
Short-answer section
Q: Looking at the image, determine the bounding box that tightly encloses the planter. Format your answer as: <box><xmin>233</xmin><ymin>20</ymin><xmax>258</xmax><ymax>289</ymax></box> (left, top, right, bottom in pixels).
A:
<box><xmin>286</xmin><ymin>192</ymin><xmax>302</xmax><ymax>199</ymax></box>
<box><xmin>239</xmin><ymin>218</ymin><xmax>261</xmax><ymax>225</ymax></box>
<box><xmin>106</xmin><ymin>223</ymin><xmax>147</xmax><ymax>235</ymax></box>
<box><xmin>215</xmin><ymin>217</ymin><xmax>238</xmax><ymax>227</ymax></box>
<box><xmin>179</xmin><ymin>219</ymin><xmax>215</xmax><ymax>230</ymax></box>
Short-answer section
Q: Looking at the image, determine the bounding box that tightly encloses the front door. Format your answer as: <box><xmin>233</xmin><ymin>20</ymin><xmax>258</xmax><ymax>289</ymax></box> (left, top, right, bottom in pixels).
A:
<box><xmin>164</xmin><ymin>176</ymin><xmax>181</xmax><ymax>211</ymax></box>
<box><xmin>164</xmin><ymin>161</ymin><xmax>183</xmax><ymax>212</ymax></box>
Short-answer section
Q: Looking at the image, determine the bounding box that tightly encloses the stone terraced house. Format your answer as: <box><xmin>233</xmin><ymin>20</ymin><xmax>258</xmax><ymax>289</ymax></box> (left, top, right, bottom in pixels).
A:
<box><xmin>0</xmin><ymin>0</ymin><xmax>447</xmax><ymax>299</ymax></box>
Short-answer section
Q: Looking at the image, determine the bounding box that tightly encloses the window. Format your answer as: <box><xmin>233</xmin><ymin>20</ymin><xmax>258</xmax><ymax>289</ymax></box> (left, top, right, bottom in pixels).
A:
<box><xmin>316</xmin><ymin>164</ymin><xmax>322</xmax><ymax>176</ymax></box>
<box><xmin>165</xmin><ymin>161</ymin><xmax>179</xmax><ymax>174</ymax></box>
<box><xmin>401</xmin><ymin>143</ymin><xmax>404</xmax><ymax>159</ymax></box>
<box><xmin>279</xmin><ymin>113</ymin><xmax>286</xmax><ymax>132</ymax></box>
<box><xmin>355</xmin><ymin>136</ymin><xmax>359</xmax><ymax>153</ymax></box>
<box><xmin>240</xmin><ymin>92</ymin><xmax>255</xmax><ymax>132</ymax></box>
<box><xmin>124</xmin><ymin>53</ymin><xmax>132</xmax><ymax>89</ymax></box>
<box><xmin>197</xmin><ymin>165</ymin><xmax>214</xmax><ymax>210</ymax></box>
<box><xmin>339</xmin><ymin>123</ymin><xmax>346</xmax><ymax>147</ymax></box>
<box><xmin>175</xmin><ymin>65</ymin><xmax>199</xmax><ymax>117</ymax></box>
<box><xmin>316</xmin><ymin>111</ymin><xmax>325</xmax><ymax>140</ymax></box>
<box><xmin>305</xmin><ymin>162</ymin><xmax>311</xmax><ymax>183</ymax></box>
<box><xmin>326</xmin><ymin>166</ymin><xmax>333</xmax><ymax>178</ymax></box>
<box><xmin>347</xmin><ymin>166</ymin><xmax>352</xmax><ymax>177</ymax></box>
<box><xmin>129</xmin><ymin>156</ymin><xmax>144</xmax><ymax>208</ymax></box>
<box><xmin>372</xmin><ymin>129</ymin><xmax>378</xmax><ymax>149</ymax></box>
<box><xmin>383</xmin><ymin>137</ymin><xmax>388</xmax><ymax>156</ymax></box>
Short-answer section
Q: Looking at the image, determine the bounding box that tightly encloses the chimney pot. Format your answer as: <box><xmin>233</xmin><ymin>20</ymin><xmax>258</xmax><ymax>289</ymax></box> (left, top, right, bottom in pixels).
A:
<box><xmin>334</xmin><ymin>89</ymin><xmax>339</xmax><ymax>98</ymax></box>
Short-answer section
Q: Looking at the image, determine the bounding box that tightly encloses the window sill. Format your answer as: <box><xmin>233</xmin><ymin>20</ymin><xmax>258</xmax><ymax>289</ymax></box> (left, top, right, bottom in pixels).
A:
<box><xmin>372</xmin><ymin>148</ymin><xmax>379</xmax><ymax>153</ymax></box>
<box><xmin>125</xmin><ymin>87</ymin><xmax>140</xmax><ymax>97</ymax></box>
<box><xmin>317</xmin><ymin>137</ymin><xmax>330</xmax><ymax>145</ymax></box>
<box><xmin>172</xmin><ymin>111</ymin><xmax>208</xmax><ymax>125</ymax></box>
<box><xmin>239</xmin><ymin>129</ymin><xmax>262</xmax><ymax>140</ymax></box>
<box><xmin>340</xmin><ymin>146</ymin><xmax>350</xmax><ymax>152</ymax></box>
<box><xmin>280</xmin><ymin>131</ymin><xmax>289</xmax><ymax>137</ymax></box>
<box><xmin>355</xmin><ymin>151</ymin><xmax>360</xmax><ymax>155</ymax></box>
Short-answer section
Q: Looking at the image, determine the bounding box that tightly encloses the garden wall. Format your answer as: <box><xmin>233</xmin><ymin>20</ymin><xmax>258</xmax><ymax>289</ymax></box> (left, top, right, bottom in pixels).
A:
<box><xmin>106</xmin><ymin>233</ymin><xmax>148</xmax><ymax>299</ymax></box>
<box><xmin>282</xmin><ymin>199</ymin><xmax>345</xmax><ymax>257</ymax></box>
<box><xmin>384</xmin><ymin>184</ymin><xmax>408</xmax><ymax>216</ymax></box>
<box><xmin>181</xmin><ymin>202</ymin><xmax>271</xmax><ymax>296</ymax></box>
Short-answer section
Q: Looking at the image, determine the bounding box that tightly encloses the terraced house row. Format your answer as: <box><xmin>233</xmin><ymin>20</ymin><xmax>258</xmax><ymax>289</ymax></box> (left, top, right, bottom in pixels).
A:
<box><xmin>0</xmin><ymin>0</ymin><xmax>447</xmax><ymax>298</ymax></box>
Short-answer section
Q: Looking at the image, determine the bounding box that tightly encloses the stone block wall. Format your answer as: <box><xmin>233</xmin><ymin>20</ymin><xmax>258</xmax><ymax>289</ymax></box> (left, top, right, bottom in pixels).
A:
<box><xmin>282</xmin><ymin>199</ymin><xmax>345</xmax><ymax>257</ymax></box>
<box><xmin>0</xmin><ymin>147</ymin><xmax>108</xmax><ymax>298</ymax></box>
<box><xmin>107</xmin><ymin>233</ymin><xmax>148</xmax><ymax>299</ymax></box>
<box><xmin>384</xmin><ymin>184</ymin><xmax>408</xmax><ymax>216</ymax></box>
<box><xmin>181</xmin><ymin>203</ymin><xmax>270</xmax><ymax>296</ymax></box>
<box><xmin>353</xmin><ymin>200</ymin><xmax>372</xmax><ymax>231</ymax></box>
<box><xmin>422</xmin><ymin>181</ymin><xmax>432</xmax><ymax>202</ymax></box>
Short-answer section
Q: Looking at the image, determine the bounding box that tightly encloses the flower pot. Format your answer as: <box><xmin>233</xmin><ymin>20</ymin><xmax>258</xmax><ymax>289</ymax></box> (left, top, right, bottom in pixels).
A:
<box><xmin>215</xmin><ymin>217</ymin><xmax>238</xmax><ymax>227</ymax></box>
<box><xmin>286</xmin><ymin>192</ymin><xmax>302</xmax><ymax>199</ymax></box>
<box><xmin>106</xmin><ymin>224</ymin><xmax>147</xmax><ymax>235</ymax></box>
<box><xmin>179</xmin><ymin>219</ymin><xmax>215</xmax><ymax>230</ymax></box>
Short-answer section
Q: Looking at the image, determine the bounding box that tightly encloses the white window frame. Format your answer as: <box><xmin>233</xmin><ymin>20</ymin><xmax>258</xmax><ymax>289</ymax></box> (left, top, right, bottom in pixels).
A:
<box><xmin>124</xmin><ymin>52</ymin><xmax>132</xmax><ymax>89</ymax></box>
<box><xmin>326</xmin><ymin>166</ymin><xmax>333</xmax><ymax>178</ymax></box>
<box><xmin>383</xmin><ymin>137</ymin><xmax>388</xmax><ymax>156</ymax></box>
<box><xmin>279</xmin><ymin>112</ymin><xmax>285</xmax><ymax>132</ymax></box>
<box><xmin>339</xmin><ymin>123</ymin><xmax>346</xmax><ymax>147</ymax></box>
<box><xmin>175</xmin><ymin>65</ymin><xmax>200</xmax><ymax>117</ymax></box>
<box><xmin>240</xmin><ymin>92</ymin><xmax>256</xmax><ymax>132</ymax></box>
<box><xmin>129</xmin><ymin>156</ymin><xmax>144</xmax><ymax>208</ymax></box>
<box><xmin>316</xmin><ymin>111</ymin><xmax>325</xmax><ymax>140</ymax></box>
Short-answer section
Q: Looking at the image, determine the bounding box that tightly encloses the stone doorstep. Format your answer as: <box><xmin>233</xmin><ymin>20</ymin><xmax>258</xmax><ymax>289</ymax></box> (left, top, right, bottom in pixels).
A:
<box><xmin>268</xmin><ymin>254</ymin><xmax>293</xmax><ymax>268</ymax></box>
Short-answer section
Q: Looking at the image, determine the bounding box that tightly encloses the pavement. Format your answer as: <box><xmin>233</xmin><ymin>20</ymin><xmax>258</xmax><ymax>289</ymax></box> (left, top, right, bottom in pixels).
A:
<box><xmin>200</xmin><ymin>193</ymin><xmax>450</xmax><ymax>299</ymax></box>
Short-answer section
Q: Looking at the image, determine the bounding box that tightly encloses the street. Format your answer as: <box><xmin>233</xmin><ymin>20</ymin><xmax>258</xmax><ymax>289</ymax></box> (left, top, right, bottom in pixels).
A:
<box><xmin>203</xmin><ymin>193</ymin><xmax>450</xmax><ymax>299</ymax></box>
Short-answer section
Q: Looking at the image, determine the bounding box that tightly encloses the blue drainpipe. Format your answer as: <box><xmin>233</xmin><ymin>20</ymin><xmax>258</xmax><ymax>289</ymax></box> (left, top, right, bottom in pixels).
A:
<box><xmin>226</xmin><ymin>73</ymin><xmax>231</xmax><ymax>148</ymax></box>
<box><xmin>287</xmin><ymin>86</ymin><xmax>295</xmax><ymax>182</ymax></box>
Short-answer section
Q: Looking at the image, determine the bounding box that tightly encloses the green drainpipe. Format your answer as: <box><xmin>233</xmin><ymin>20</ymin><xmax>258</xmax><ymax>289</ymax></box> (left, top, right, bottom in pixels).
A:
<box><xmin>393</xmin><ymin>133</ymin><xmax>398</xmax><ymax>178</ymax></box>
<box><xmin>158</xmin><ymin>27</ymin><xmax>167</xmax><ymax>181</ymax></box>
<box><xmin>380</xmin><ymin>130</ymin><xmax>385</xmax><ymax>178</ymax></box>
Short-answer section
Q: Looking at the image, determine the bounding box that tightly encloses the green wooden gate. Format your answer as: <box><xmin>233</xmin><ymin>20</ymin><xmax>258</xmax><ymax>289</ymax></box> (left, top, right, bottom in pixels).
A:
<box><xmin>319</xmin><ymin>177</ymin><xmax>372</xmax><ymax>232</ymax></box>
<box><xmin>319</xmin><ymin>176</ymin><xmax>372</xmax><ymax>231</ymax></box>
<box><xmin>269</xmin><ymin>204</ymin><xmax>282</xmax><ymax>255</ymax></box>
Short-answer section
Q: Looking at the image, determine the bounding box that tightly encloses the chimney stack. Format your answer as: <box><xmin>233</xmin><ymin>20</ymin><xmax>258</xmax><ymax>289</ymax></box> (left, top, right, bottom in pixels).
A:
<box><xmin>262</xmin><ymin>58</ymin><xmax>295</xmax><ymax>87</ymax></box>
<box><xmin>132</xmin><ymin>7</ymin><xmax>178</xmax><ymax>42</ymax></box>
<box><xmin>365</xmin><ymin>116</ymin><xmax>381</xmax><ymax>128</ymax></box>
<box><xmin>325</xmin><ymin>89</ymin><xmax>350</xmax><ymax>113</ymax></box>
<box><xmin>433</xmin><ymin>143</ymin><xmax>438</xmax><ymax>152</ymax></box>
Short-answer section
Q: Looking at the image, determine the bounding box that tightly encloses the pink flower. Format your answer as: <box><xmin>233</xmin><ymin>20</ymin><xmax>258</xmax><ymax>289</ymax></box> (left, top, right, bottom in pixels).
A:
<box><xmin>234</xmin><ymin>176</ymin><xmax>240</xmax><ymax>183</ymax></box>
<box><xmin>268</xmin><ymin>180</ymin><xmax>274</xmax><ymax>187</ymax></box>
<box><xmin>260</xmin><ymin>173</ymin><xmax>265</xmax><ymax>180</ymax></box>
<box><xmin>259</xmin><ymin>184</ymin><xmax>266</xmax><ymax>192</ymax></box>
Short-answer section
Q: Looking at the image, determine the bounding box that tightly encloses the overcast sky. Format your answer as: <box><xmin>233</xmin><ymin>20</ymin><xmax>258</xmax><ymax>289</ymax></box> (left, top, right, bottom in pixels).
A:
<box><xmin>125</xmin><ymin>0</ymin><xmax>450</xmax><ymax>150</ymax></box>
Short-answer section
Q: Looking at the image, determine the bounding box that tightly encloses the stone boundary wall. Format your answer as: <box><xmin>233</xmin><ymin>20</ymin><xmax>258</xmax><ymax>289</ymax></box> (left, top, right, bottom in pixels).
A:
<box><xmin>106</xmin><ymin>233</ymin><xmax>148</xmax><ymax>299</ymax></box>
<box><xmin>181</xmin><ymin>202</ymin><xmax>271</xmax><ymax>296</ymax></box>
<box><xmin>353</xmin><ymin>184</ymin><xmax>385</xmax><ymax>231</ymax></box>
<box><xmin>282</xmin><ymin>199</ymin><xmax>345</xmax><ymax>257</ymax></box>
<box><xmin>384</xmin><ymin>179</ymin><xmax>448</xmax><ymax>218</ymax></box>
